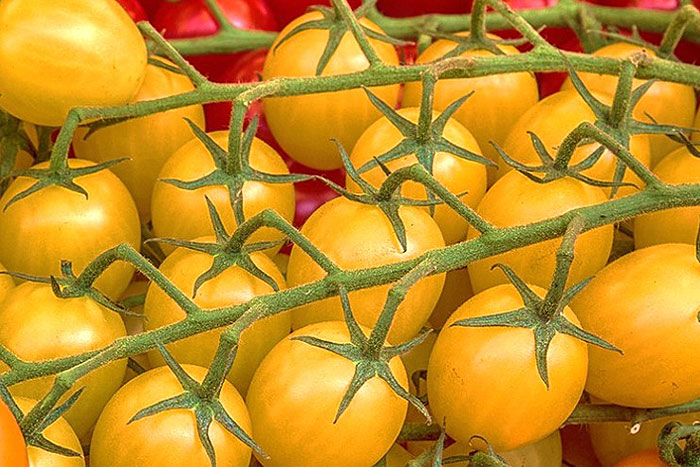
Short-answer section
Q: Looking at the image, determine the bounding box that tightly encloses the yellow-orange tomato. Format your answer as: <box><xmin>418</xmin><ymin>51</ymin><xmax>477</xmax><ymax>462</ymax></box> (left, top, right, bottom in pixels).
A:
<box><xmin>441</xmin><ymin>430</ymin><xmax>563</xmax><ymax>466</ymax></box>
<box><xmin>151</xmin><ymin>131</ymin><xmax>295</xmax><ymax>256</ymax></box>
<box><xmin>634</xmin><ymin>146</ymin><xmax>700</xmax><ymax>249</ymax></box>
<box><xmin>427</xmin><ymin>284</ymin><xmax>587</xmax><ymax>451</ymax></box>
<box><xmin>16</xmin><ymin>397</ymin><xmax>85</xmax><ymax>467</ymax></box>
<box><xmin>499</xmin><ymin>90</ymin><xmax>651</xmax><ymax>197</ymax></box>
<box><xmin>561</xmin><ymin>43</ymin><xmax>696</xmax><ymax>165</ymax></box>
<box><xmin>347</xmin><ymin>107</ymin><xmax>487</xmax><ymax>245</ymax></box>
<box><xmin>466</xmin><ymin>170</ymin><xmax>613</xmax><ymax>294</ymax></box>
<box><xmin>0</xmin><ymin>0</ymin><xmax>147</xmax><ymax>126</ymax></box>
<box><xmin>589</xmin><ymin>409</ymin><xmax>700</xmax><ymax>466</ymax></box>
<box><xmin>0</xmin><ymin>261</ymin><xmax>15</xmax><ymax>304</ymax></box>
<box><xmin>287</xmin><ymin>196</ymin><xmax>446</xmax><ymax>344</ymax></box>
<box><xmin>90</xmin><ymin>365</ymin><xmax>252</xmax><ymax>467</ymax></box>
<box><xmin>612</xmin><ymin>449</ymin><xmax>665</xmax><ymax>467</ymax></box>
<box><xmin>263</xmin><ymin>12</ymin><xmax>400</xmax><ymax>170</ymax></box>
<box><xmin>0</xmin><ymin>282</ymin><xmax>127</xmax><ymax>441</ymax></box>
<box><xmin>144</xmin><ymin>241</ymin><xmax>290</xmax><ymax>396</ymax></box>
<box><xmin>246</xmin><ymin>321</ymin><xmax>409</xmax><ymax>467</ymax></box>
<box><xmin>0</xmin><ymin>159</ymin><xmax>140</xmax><ymax>299</ymax></box>
<box><xmin>384</xmin><ymin>444</ymin><xmax>414</xmax><ymax>466</ymax></box>
<box><xmin>0</xmin><ymin>398</ymin><xmax>27</xmax><ymax>467</ymax></box>
<box><xmin>73</xmin><ymin>61</ymin><xmax>206</xmax><ymax>221</ymax></box>
<box><xmin>403</xmin><ymin>33</ymin><xmax>539</xmax><ymax>184</ymax></box>
<box><xmin>429</xmin><ymin>267</ymin><xmax>473</xmax><ymax>329</ymax></box>
<box><xmin>571</xmin><ymin>244</ymin><xmax>700</xmax><ymax>408</ymax></box>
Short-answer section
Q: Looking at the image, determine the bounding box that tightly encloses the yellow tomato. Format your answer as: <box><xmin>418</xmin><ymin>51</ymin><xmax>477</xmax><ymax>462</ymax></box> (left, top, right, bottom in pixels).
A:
<box><xmin>0</xmin><ymin>262</ymin><xmax>15</xmax><ymax>305</ymax></box>
<box><xmin>287</xmin><ymin>196</ymin><xmax>446</xmax><ymax>344</ymax></box>
<box><xmin>403</xmin><ymin>33</ymin><xmax>539</xmax><ymax>184</ymax></box>
<box><xmin>384</xmin><ymin>444</ymin><xmax>414</xmax><ymax>466</ymax></box>
<box><xmin>466</xmin><ymin>170</ymin><xmax>613</xmax><ymax>293</ymax></box>
<box><xmin>73</xmin><ymin>60</ymin><xmax>205</xmax><ymax>221</ymax></box>
<box><xmin>151</xmin><ymin>131</ymin><xmax>294</xmax><ymax>256</ymax></box>
<box><xmin>347</xmin><ymin>107</ymin><xmax>487</xmax><ymax>244</ymax></box>
<box><xmin>90</xmin><ymin>365</ymin><xmax>252</xmax><ymax>467</ymax></box>
<box><xmin>499</xmin><ymin>89</ymin><xmax>651</xmax><ymax>197</ymax></box>
<box><xmin>246</xmin><ymin>321</ymin><xmax>409</xmax><ymax>467</ymax></box>
<box><xmin>144</xmin><ymin>241</ymin><xmax>290</xmax><ymax>396</ymax></box>
<box><xmin>0</xmin><ymin>283</ymin><xmax>127</xmax><ymax>442</ymax></box>
<box><xmin>0</xmin><ymin>159</ymin><xmax>140</xmax><ymax>299</ymax></box>
<box><xmin>16</xmin><ymin>397</ymin><xmax>85</xmax><ymax>467</ymax></box>
<box><xmin>571</xmin><ymin>244</ymin><xmax>700</xmax><ymax>408</ymax></box>
<box><xmin>427</xmin><ymin>284</ymin><xmax>587</xmax><ymax>451</ymax></box>
<box><xmin>634</xmin><ymin>145</ymin><xmax>700</xmax><ymax>248</ymax></box>
<box><xmin>561</xmin><ymin>43</ymin><xmax>696</xmax><ymax>165</ymax></box>
<box><xmin>0</xmin><ymin>0</ymin><xmax>147</xmax><ymax>126</ymax></box>
<box><xmin>263</xmin><ymin>12</ymin><xmax>400</xmax><ymax>170</ymax></box>
<box><xmin>442</xmin><ymin>430</ymin><xmax>563</xmax><ymax>466</ymax></box>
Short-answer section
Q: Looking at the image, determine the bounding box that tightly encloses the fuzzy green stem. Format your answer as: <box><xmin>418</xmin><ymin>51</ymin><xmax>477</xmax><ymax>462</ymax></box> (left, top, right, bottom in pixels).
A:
<box><xmin>658</xmin><ymin>4</ymin><xmax>700</xmax><ymax>57</ymax></box>
<box><xmin>332</xmin><ymin>0</ymin><xmax>382</xmax><ymax>67</ymax></box>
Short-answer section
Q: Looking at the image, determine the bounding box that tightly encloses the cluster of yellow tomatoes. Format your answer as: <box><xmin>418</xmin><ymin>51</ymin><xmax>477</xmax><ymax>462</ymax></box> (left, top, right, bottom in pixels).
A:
<box><xmin>0</xmin><ymin>0</ymin><xmax>699</xmax><ymax>466</ymax></box>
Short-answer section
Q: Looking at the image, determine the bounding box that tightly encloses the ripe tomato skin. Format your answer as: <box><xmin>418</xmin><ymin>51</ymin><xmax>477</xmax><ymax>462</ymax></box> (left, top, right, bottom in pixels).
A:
<box><xmin>16</xmin><ymin>397</ymin><xmax>85</xmax><ymax>467</ymax></box>
<box><xmin>385</xmin><ymin>444</ymin><xmax>414</xmax><ymax>466</ymax></box>
<box><xmin>144</xmin><ymin>242</ymin><xmax>290</xmax><ymax>396</ymax></box>
<box><xmin>140</xmin><ymin>0</ymin><xmax>162</xmax><ymax>16</ymax></box>
<box><xmin>263</xmin><ymin>12</ymin><xmax>400</xmax><ymax>170</ymax></box>
<box><xmin>441</xmin><ymin>430</ymin><xmax>563</xmax><ymax>466</ymax></box>
<box><xmin>499</xmin><ymin>89</ymin><xmax>652</xmax><ymax>197</ymax></box>
<box><xmin>634</xmin><ymin>146</ymin><xmax>700</xmax><ymax>249</ymax></box>
<box><xmin>90</xmin><ymin>365</ymin><xmax>253</xmax><ymax>467</ymax></box>
<box><xmin>151</xmin><ymin>131</ymin><xmax>295</xmax><ymax>257</ymax></box>
<box><xmin>0</xmin><ymin>0</ymin><xmax>147</xmax><ymax>127</ymax></box>
<box><xmin>0</xmin><ymin>261</ymin><xmax>15</xmax><ymax>304</ymax></box>
<box><xmin>348</xmin><ymin>107</ymin><xmax>487</xmax><ymax>244</ymax></box>
<box><xmin>246</xmin><ymin>321</ymin><xmax>409</xmax><ymax>467</ymax></box>
<box><xmin>589</xmin><ymin>409</ymin><xmax>700</xmax><ymax>466</ymax></box>
<box><xmin>152</xmin><ymin>0</ymin><xmax>278</xmax><ymax>78</ymax></box>
<box><xmin>266</xmin><ymin>0</ymin><xmax>361</xmax><ymax>27</ymax></box>
<box><xmin>561</xmin><ymin>43</ymin><xmax>696</xmax><ymax>166</ymax></box>
<box><xmin>403</xmin><ymin>34</ymin><xmax>539</xmax><ymax>184</ymax></box>
<box><xmin>117</xmin><ymin>0</ymin><xmax>147</xmax><ymax>22</ymax></box>
<box><xmin>73</xmin><ymin>61</ymin><xmax>205</xmax><ymax>222</ymax></box>
<box><xmin>0</xmin><ymin>159</ymin><xmax>141</xmax><ymax>299</ymax></box>
<box><xmin>0</xmin><ymin>398</ymin><xmax>28</xmax><ymax>467</ymax></box>
<box><xmin>287</xmin><ymin>196</ymin><xmax>446</xmax><ymax>344</ymax></box>
<box><xmin>466</xmin><ymin>170</ymin><xmax>614</xmax><ymax>294</ymax></box>
<box><xmin>612</xmin><ymin>449</ymin><xmax>666</xmax><ymax>467</ymax></box>
<box><xmin>571</xmin><ymin>244</ymin><xmax>700</xmax><ymax>408</ymax></box>
<box><xmin>427</xmin><ymin>284</ymin><xmax>588</xmax><ymax>452</ymax></box>
<box><xmin>0</xmin><ymin>282</ymin><xmax>128</xmax><ymax>442</ymax></box>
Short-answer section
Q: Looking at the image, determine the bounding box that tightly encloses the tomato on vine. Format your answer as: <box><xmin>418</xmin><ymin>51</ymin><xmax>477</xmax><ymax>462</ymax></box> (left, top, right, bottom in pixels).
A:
<box><xmin>117</xmin><ymin>0</ymin><xmax>147</xmax><ymax>22</ymax></box>
<box><xmin>266</xmin><ymin>0</ymin><xmax>361</xmax><ymax>26</ymax></box>
<box><xmin>441</xmin><ymin>430</ymin><xmax>563</xmax><ymax>466</ymax></box>
<box><xmin>613</xmin><ymin>449</ymin><xmax>666</xmax><ymax>467</ymax></box>
<box><xmin>0</xmin><ymin>399</ymin><xmax>28</xmax><ymax>467</ymax></box>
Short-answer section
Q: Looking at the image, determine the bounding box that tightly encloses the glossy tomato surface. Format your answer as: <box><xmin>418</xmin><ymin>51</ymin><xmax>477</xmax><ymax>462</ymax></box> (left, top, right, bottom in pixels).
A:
<box><xmin>612</xmin><ymin>449</ymin><xmax>666</xmax><ymax>467</ymax></box>
<box><xmin>117</xmin><ymin>0</ymin><xmax>147</xmax><ymax>22</ymax></box>
<box><xmin>0</xmin><ymin>399</ymin><xmax>28</xmax><ymax>467</ymax></box>
<box><xmin>266</xmin><ymin>0</ymin><xmax>361</xmax><ymax>26</ymax></box>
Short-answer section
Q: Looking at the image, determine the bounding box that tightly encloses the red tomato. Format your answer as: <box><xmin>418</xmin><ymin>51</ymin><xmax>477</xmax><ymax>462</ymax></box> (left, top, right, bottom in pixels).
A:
<box><xmin>152</xmin><ymin>0</ymin><xmax>278</xmax><ymax>78</ymax></box>
<box><xmin>0</xmin><ymin>400</ymin><xmax>28</xmax><ymax>467</ymax></box>
<box><xmin>266</xmin><ymin>0</ymin><xmax>361</xmax><ymax>27</ymax></box>
<box><xmin>288</xmin><ymin>160</ymin><xmax>345</xmax><ymax>228</ymax></box>
<box><xmin>117</xmin><ymin>0</ymin><xmax>147</xmax><ymax>22</ymax></box>
<box><xmin>377</xmin><ymin>0</ymin><xmax>468</xmax><ymax>17</ymax></box>
<box><xmin>141</xmin><ymin>0</ymin><xmax>162</xmax><ymax>16</ymax></box>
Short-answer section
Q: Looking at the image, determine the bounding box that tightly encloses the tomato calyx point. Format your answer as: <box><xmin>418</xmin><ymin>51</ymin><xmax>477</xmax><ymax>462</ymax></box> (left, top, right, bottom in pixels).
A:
<box><xmin>658</xmin><ymin>421</ymin><xmax>700</xmax><ymax>466</ymax></box>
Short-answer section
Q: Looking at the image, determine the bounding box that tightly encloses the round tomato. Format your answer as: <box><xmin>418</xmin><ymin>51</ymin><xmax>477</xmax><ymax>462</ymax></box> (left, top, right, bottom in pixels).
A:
<box><xmin>0</xmin><ymin>398</ymin><xmax>28</xmax><ymax>467</ymax></box>
<box><xmin>589</xmin><ymin>409</ymin><xmax>700</xmax><ymax>466</ymax></box>
<box><xmin>466</xmin><ymin>170</ymin><xmax>613</xmax><ymax>294</ymax></box>
<box><xmin>384</xmin><ymin>444</ymin><xmax>414</xmax><ymax>466</ymax></box>
<box><xmin>246</xmin><ymin>321</ymin><xmax>409</xmax><ymax>467</ymax></box>
<box><xmin>634</xmin><ymin>146</ymin><xmax>700</xmax><ymax>249</ymax></box>
<box><xmin>0</xmin><ymin>261</ymin><xmax>15</xmax><ymax>304</ymax></box>
<box><xmin>15</xmin><ymin>397</ymin><xmax>85</xmax><ymax>467</ymax></box>
<box><xmin>287</xmin><ymin>196</ymin><xmax>446</xmax><ymax>344</ymax></box>
<box><xmin>0</xmin><ymin>159</ymin><xmax>140</xmax><ymax>299</ymax></box>
<box><xmin>571</xmin><ymin>244</ymin><xmax>700</xmax><ymax>408</ymax></box>
<box><xmin>347</xmin><ymin>107</ymin><xmax>487</xmax><ymax>245</ymax></box>
<box><xmin>0</xmin><ymin>0</ymin><xmax>147</xmax><ymax>127</ymax></box>
<box><xmin>429</xmin><ymin>267</ymin><xmax>473</xmax><ymax>329</ymax></box>
<box><xmin>266</xmin><ymin>0</ymin><xmax>361</xmax><ymax>27</ymax></box>
<box><xmin>499</xmin><ymin>89</ymin><xmax>652</xmax><ymax>197</ymax></box>
<box><xmin>151</xmin><ymin>131</ymin><xmax>295</xmax><ymax>257</ymax></box>
<box><xmin>263</xmin><ymin>11</ymin><xmax>400</xmax><ymax>170</ymax></box>
<box><xmin>73</xmin><ymin>60</ymin><xmax>205</xmax><ymax>222</ymax></box>
<box><xmin>117</xmin><ymin>0</ymin><xmax>147</xmax><ymax>22</ymax></box>
<box><xmin>613</xmin><ymin>449</ymin><xmax>666</xmax><ymax>467</ymax></box>
<box><xmin>152</xmin><ymin>0</ymin><xmax>278</xmax><ymax>78</ymax></box>
<box><xmin>90</xmin><ymin>365</ymin><xmax>252</xmax><ymax>467</ymax></box>
<box><xmin>427</xmin><ymin>284</ymin><xmax>587</xmax><ymax>451</ymax></box>
<box><xmin>0</xmin><ymin>282</ymin><xmax>128</xmax><ymax>442</ymax></box>
<box><xmin>441</xmin><ymin>430</ymin><xmax>563</xmax><ymax>466</ymax></box>
<box><xmin>403</xmin><ymin>33</ymin><xmax>539</xmax><ymax>185</ymax></box>
<box><xmin>144</xmin><ymin>242</ymin><xmax>290</xmax><ymax>396</ymax></box>
<box><xmin>561</xmin><ymin>42</ymin><xmax>696</xmax><ymax>166</ymax></box>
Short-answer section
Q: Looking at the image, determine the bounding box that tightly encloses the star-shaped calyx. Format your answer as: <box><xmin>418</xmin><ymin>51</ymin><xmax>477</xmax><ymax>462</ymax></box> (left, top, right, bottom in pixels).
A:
<box><xmin>451</xmin><ymin>218</ymin><xmax>621</xmax><ymax>387</ymax></box>
<box><xmin>128</xmin><ymin>344</ymin><xmax>263</xmax><ymax>467</ymax></box>
<box><xmin>160</xmin><ymin>117</ymin><xmax>309</xmax><ymax>228</ymax></box>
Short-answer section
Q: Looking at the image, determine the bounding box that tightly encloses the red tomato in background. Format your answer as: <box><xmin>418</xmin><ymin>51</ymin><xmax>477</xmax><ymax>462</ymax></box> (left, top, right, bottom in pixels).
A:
<box><xmin>140</xmin><ymin>0</ymin><xmax>163</xmax><ymax>16</ymax></box>
<box><xmin>377</xmin><ymin>0</ymin><xmax>469</xmax><ymax>17</ymax></box>
<box><xmin>117</xmin><ymin>0</ymin><xmax>148</xmax><ymax>22</ymax></box>
<box><xmin>267</xmin><ymin>0</ymin><xmax>361</xmax><ymax>27</ymax></box>
<box><xmin>287</xmin><ymin>160</ymin><xmax>344</xmax><ymax>228</ymax></box>
<box><xmin>152</xmin><ymin>0</ymin><xmax>278</xmax><ymax>78</ymax></box>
